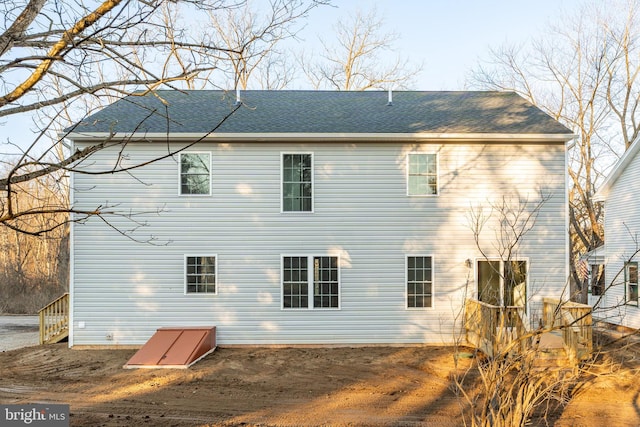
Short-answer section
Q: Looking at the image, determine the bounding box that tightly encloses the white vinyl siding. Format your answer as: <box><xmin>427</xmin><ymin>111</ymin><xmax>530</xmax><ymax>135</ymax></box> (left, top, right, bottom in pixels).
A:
<box><xmin>70</xmin><ymin>141</ymin><xmax>567</xmax><ymax>346</ymax></box>
<box><xmin>598</xmin><ymin>147</ymin><xmax>640</xmax><ymax>327</ymax></box>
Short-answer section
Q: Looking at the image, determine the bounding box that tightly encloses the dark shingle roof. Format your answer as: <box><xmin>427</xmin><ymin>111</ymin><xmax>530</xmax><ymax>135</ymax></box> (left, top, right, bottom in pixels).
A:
<box><xmin>67</xmin><ymin>90</ymin><xmax>572</xmax><ymax>137</ymax></box>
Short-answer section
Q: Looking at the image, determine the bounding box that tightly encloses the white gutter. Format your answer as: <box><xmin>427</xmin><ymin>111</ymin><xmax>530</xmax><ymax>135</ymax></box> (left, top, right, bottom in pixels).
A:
<box><xmin>64</xmin><ymin>131</ymin><xmax>576</xmax><ymax>143</ymax></box>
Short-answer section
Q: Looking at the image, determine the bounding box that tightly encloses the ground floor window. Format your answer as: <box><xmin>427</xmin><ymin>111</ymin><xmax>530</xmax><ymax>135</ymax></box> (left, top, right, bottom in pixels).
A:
<box><xmin>185</xmin><ymin>256</ymin><xmax>217</xmax><ymax>294</ymax></box>
<box><xmin>407</xmin><ymin>256</ymin><xmax>433</xmax><ymax>308</ymax></box>
<box><xmin>282</xmin><ymin>256</ymin><xmax>308</xmax><ymax>308</ymax></box>
<box><xmin>282</xmin><ymin>255</ymin><xmax>339</xmax><ymax>309</ymax></box>
<box><xmin>625</xmin><ymin>262</ymin><xmax>638</xmax><ymax>305</ymax></box>
<box><xmin>590</xmin><ymin>264</ymin><xmax>605</xmax><ymax>296</ymax></box>
<box><xmin>477</xmin><ymin>259</ymin><xmax>527</xmax><ymax>307</ymax></box>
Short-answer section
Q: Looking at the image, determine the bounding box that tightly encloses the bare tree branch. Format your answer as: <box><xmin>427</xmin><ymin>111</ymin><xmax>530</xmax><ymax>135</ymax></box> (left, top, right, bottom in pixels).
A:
<box><xmin>300</xmin><ymin>8</ymin><xmax>420</xmax><ymax>90</ymax></box>
<box><xmin>207</xmin><ymin>0</ymin><xmax>327</xmax><ymax>89</ymax></box>
<box><xmin>0</xmin><ymin>0</ymin><xmax>329</xmax><ymax>237</ymax></box>
<box><xmin>467</xmin><ymin>1</ymin><xmax>640</xmax><ymax>302</ymax></box>
<box><xmin>0</xmin><ymin>0</ymin><xmax>124</xmax><ymax>107</ymax></box>
<box><xmin>0</xmin><ymin>0</ymin><xmax>47</xmax><ymax>56</ymax></box>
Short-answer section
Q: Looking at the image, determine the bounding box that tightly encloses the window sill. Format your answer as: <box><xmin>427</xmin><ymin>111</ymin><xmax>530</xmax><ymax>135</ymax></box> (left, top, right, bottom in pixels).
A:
<box><xmin>184</xmin><ymin>293</ymin><xmax>218</xmax><ymax>296</ymax></box>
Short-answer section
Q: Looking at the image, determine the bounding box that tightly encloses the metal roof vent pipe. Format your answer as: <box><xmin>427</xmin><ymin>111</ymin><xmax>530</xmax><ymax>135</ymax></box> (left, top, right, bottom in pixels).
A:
<box><xmin>387</xmin><ymin>88</ymin><xmax>393</xmax><ymax>106</ymax></box>
<box><xmin>235</xmin><ymin>88</ymin><xmax>241</xmax><ymax>105</ymax></box>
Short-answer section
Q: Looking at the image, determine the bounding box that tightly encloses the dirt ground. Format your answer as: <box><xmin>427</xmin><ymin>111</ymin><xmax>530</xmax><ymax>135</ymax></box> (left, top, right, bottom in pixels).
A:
<box><xmin>1</xmin><ymin>334</ymin><xmax>640</xmax><ymax>427</ymax></box>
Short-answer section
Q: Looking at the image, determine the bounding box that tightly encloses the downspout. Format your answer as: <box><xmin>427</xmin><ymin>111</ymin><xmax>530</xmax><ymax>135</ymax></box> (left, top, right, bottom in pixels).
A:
<box><xmin>67</xmin><ymin>137</ymin><xmax>75</xmax><ymax>348</ymax></box>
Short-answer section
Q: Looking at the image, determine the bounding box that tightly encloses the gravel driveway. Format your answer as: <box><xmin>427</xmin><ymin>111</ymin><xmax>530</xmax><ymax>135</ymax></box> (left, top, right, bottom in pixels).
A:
<box><xmin>0</xmin><ymin>315</ymin><xmax>39</xmax><ymax>352</ymax></box>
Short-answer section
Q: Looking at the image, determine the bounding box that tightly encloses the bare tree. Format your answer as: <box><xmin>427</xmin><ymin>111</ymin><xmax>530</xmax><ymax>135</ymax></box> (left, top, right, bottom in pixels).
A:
<box><xmin>0</xmin><ymin>0</ymin><xmax>328</xmax><ymax>236</ymax></box>
<box><xmin>206</xmin><ymin>0</ymin><xmax>326</xmax><ymax>90</ymax></box>
<box><xmin>456</xmin><ymin>188</ymin><xmax>640</xmax><ymax>426</ymax></box>
<box><xmin>467</xmin><ymin>0</ymin><xmax>640</xmax><ymax>302</ymax></box>
<box><xmin>0</xmin><ymin>163</ymin><xmax>68</xmax><ymax>312</ymax></box>
<box><xmin>456</xmin><ymin>193</ymin><xmax>589</xmax><ymax>427</ymax></box>
<box><xmin>300</xmin><ymin>8</ymin><xmax>420</xmax><ymax>90</ymax></box>
<box><xmin>0</xmin><ymin>0</ymin><xmax>327</xmax><ymax>310</ymax></box>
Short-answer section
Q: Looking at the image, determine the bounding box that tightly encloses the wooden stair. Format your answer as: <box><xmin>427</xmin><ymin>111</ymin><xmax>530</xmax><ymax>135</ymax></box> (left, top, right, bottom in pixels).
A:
<box><xmin>38</xmin><ymin>293</ymin><xmax>69</xmax><ymax>344</ymax></box>
<box><xmin>533</xmin><ymin>330</ymin><xmax>572</xmax><ymax>367</ymax></box>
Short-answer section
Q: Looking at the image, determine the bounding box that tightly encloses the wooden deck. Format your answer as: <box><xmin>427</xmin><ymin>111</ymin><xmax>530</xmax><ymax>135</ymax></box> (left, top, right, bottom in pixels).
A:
<box><xmin>464</xmin><ymin>298</ymin><xmax>593</xmax><ymax>363</ymax></box>
<box><xmin>541</xmin><ymin>297</ymin><xmax>593</xmax><ymax>362</ymax></box>
<box><xmin>38</xmin><ymin>293</ymin><xmax>69</xmax><ymax>344</ymax></box>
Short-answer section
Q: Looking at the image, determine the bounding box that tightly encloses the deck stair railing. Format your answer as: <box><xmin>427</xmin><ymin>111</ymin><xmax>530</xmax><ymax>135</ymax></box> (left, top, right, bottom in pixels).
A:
<box><xmin>464</xmin><ymin>299</ymin><xmax>528</xmax><ymax>358</ymax></box>
<box><xmin>464</xmin><ymin>298</ymin><xmax>593</xmax><ymax>362</ymax></box>
<box><xmin>38</xmin><ymin>293</ymin><xmax>69</xmax><ymax>345</ymax></box>
<box><xmin>542</xmin><ymin>297</ymin><xmax>593</xmax><ymax>362</ymax></box>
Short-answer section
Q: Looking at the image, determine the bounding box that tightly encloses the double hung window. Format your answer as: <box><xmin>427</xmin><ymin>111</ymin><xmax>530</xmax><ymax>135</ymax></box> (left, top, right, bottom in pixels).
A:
<box><xmin>407</xmin><ymin>153</ymin><xmax>438</xmax><ymax>196</ymax></box>
<box><xmin>282</xmin><ymin>153</ymin><xmax>313</xmax><ymax>212</ymax></box>
<box><xmin>180</xmin><ymin>153</ymin><xmax>211</xmax><ymax>195</ymax></box>
<box><xmin>185</xmin><ymin>256</ymin><xmax>217</xmax><ymax>294</ymax></box>
<box><xmin>625</xmin><ymin>262</ymin><xmax>638</xmax><ymax>305</ymax></box>
<box><xmin>282</xmin><ymin>256</ymin><xmax>339</xmax><ymax>309</ymax></box>
<box><xmin>590</xmin><ymin>264</ymin><xmax>605</xmax><ymax>296</ymax></box>
<box><xmin>407</xmin><ymin>256</ymin><xmax>433</xmax><ymax>308</ymax></box>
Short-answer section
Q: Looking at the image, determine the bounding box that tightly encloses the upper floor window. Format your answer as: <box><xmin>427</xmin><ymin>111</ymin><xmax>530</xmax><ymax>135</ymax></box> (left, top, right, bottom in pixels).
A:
<box><xmin>407</xmin><ymin>153</ymin><xmax>438</xmax><ymax>196</ymax></box>
<box><xmin>625</xmin><ymin>262</ymin><xmax>638</xmax><ymax>305</ymax></box>
<box><xmin>282</xmin><ymin>153</ymin><xmax>313</xmax><ymax>212</ymax></box>
<box><xmin>185</xmin><ymin>255</ymin><xmax>217</xmax><ymax>294</ymax></box>
<box><xmin>180</xmin><ymin>152</ymin><xmax>211</xmax><ymax>195</ymax></box>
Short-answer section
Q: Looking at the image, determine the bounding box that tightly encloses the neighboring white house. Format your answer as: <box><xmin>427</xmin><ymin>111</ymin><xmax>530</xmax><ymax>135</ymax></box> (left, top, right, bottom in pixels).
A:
<box><xmin>592</xmin><ymin>137</ymin><xmax>640</xmax><ymax>328</ymax></box>
<box><xmin>65</xmin><ymin>90</ymin><xmax>574</xmax><ymax>347</ymax></box>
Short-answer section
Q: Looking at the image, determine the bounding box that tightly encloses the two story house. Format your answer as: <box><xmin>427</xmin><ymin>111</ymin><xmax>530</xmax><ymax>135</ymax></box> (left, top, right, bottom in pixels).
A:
<box><xmin>65</xmin><ymin>90</ymin><xmax>574</xmax><ymax>347</ymax></box>
<box><xmin>592</xmin><ymin>137</ymin><xmax>640</xmax><ymax>329</ymax></box>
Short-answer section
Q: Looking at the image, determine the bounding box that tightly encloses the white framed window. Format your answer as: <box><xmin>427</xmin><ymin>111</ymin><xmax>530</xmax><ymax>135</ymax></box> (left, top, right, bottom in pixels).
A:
<box><xmin>282</xmin><ymin>256</ymin><xmax>308</xmax><ymax>308</ymax></box>
<box><xmin>590</xmin><ymin>264</ymin><xmax>605</xmax><ymax>296</ymax></box>
<box><xmin>179</xmin><ymin>152</ymin><xmax>211</xmax><ymax>195</ymax></box>
<box><xmin>476</xmin><ymin>259</ymin><xmax>527</xmax><ymax>307</ymax></box>
<box><xmin>282</xmin><ymin>153</ymin><xmax>313</xmax><ymax>212</ymax></box>
<box><xmin>185</xmin><ymin>255</ymin><xmax>217</xmax><ymax>294</ymax></box>
<box><xmin>282</xmin><ymin>255</ymin><xmax>339</xmax><ymax>309</ymax></box>
<box><xmin>407</xmin><ymin>153</ymin><xmax>438</xmax><ymax>196</ymax></box>
<box><xmin>625</xmin><ymin>262</ymin><xmax>638</xmax><ymax>305</ymax></box>
<box><xmin>406</xmin><ymin>255</ymin><xmax>434</xmax><ymax>308</ymax></box>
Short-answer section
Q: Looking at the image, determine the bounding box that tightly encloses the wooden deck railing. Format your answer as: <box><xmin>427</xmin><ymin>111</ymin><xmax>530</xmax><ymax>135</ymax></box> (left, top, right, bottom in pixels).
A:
<box><xmin>542</xmin><ymin>297</ymin><xmax>592</xmax><ymax>361</ymax></box>
<box><xmin>38</xmin><ymin>293</ymin><xmax>69</xmax><ymax>345</ymax></box>
<box><xmin>464</xmin><ymin>298</ymin><xmax>593</xmax><ymax>361</ymax></box>
<box><xmin>464</xmin><ymin>299</ymin><xmax>528</xmax><ymax>358</ymax></box>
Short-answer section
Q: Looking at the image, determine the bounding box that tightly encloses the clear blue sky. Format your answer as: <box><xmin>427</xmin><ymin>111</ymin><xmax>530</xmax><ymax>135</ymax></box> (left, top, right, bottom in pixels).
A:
<box><xmin>295</xmin><ymin>0</ymin><xmax>587</xmax><ymax>89</ymax></box>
